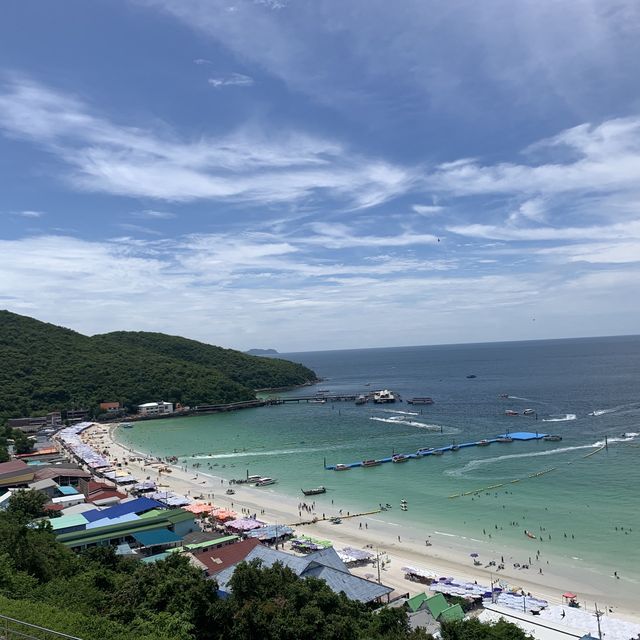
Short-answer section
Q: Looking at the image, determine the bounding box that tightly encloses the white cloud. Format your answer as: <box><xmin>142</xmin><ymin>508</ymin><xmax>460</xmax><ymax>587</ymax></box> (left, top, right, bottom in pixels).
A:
<box><xmin>305</xmin><ymin>222</ymin><xmax>439</xmax><ymax>249</ymax></box>
<box><xmin>428</xmin><ymin>117</ymin><xmax>640</xmax><ymax>198</ymax></box>
<box><xmin>117</xmin><ymin>223</ymin><xmax>164</xmax><ymax>236</ymax></box>
<box><xmin>13</xmin><ymin>210</ymin><xmax>45</xmax><ymax>218</ymax></box>
<box><xmin>208</xmin><ymin>73</ymin><xmax>254</xmax><ymax>87</ymax></box>
<box><xmin>447</xmin><ymin>218</ymin><xmax>640</xmax><ymax>242</ymax></box>
<box><xmin>132</xmin><ymin>209</ymin><xmax>176</xmax><ymax>219</ymax></box>
<box><xmin>193</xmin><ymin>58</ymin><xmax>212</xmax><ymax>65</ymax></box>
<box><xmin>0</xmin><ymin>77</ymin><xmax>415</xmax><ymax>208</ymax></box>
<box><xmin>2</xmin><ymin>233</ymin><xmax>638</xmax><ymax>350</ymax></box>
<box><xmin>412</xmin><ymin>204</ymin><xmax>443</xmax><ymax>216</ymax></box>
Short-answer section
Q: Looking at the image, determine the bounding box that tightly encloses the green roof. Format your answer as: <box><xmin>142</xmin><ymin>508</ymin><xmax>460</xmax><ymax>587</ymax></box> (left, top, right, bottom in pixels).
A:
<box><xmin>49</xmin><ymin>514</ymin><xmax>88</xmax><ymax>531</ymax></box>
<box><xmin>425</xmin><ymin>593</ymin><xmax>449</xmax><ymax>620</ymax></box>
<box><xmin>138</xmin><ymin>509</ymin><xmax>166</xmax><ymax>520</ymax></box>
<box><xmin>438</xmin><ymin>604</ymin><xmax>465</xmax><ymax>622</ymax></box>
<box><xmin>56</xmin><ymin>508</ymin><xmax>194</xmax><ymax>548</ymax></box>
<box><xmin>406</xmin><ymin>592</ymin><xmax>429</xmax><ymax>613</ymax></box>
<box><xmin>167</xmin><ymin>535</ymin><xmax>238</xmax><ymax>554</ymax></box>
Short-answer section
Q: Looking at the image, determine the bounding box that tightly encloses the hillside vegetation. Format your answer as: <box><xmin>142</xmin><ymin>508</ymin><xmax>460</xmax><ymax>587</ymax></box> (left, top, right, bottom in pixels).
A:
<box><xmin>0</xmin><ymin>311</ymin><xmax>317</xmax><ymax>423</ymax></box>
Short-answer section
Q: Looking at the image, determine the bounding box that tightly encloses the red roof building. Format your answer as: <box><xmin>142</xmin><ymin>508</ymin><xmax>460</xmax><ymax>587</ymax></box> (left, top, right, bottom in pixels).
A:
<box><xmin>190</xmin><ymin>538</ymin><xmax>262</xmax><ymax>577</ymax></box>
<box><xmin>0</xmin><ymin>459</ymin><xmax>34</xmax><ymax>488</ymax></box>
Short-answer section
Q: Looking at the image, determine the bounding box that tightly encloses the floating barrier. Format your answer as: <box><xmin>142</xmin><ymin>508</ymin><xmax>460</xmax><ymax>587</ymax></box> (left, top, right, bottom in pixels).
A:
<box><xmin>449</xmin><ymin>442</ymin><xmax>607</xmax><ymax>498</ymax></box>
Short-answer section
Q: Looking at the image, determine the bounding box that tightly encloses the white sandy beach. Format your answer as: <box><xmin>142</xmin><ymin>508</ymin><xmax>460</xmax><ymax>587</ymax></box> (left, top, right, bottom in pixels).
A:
<box><xmin>78</xmin><ymin>423</ymin><xmax>639</xmax><ymax>623</ymax></box>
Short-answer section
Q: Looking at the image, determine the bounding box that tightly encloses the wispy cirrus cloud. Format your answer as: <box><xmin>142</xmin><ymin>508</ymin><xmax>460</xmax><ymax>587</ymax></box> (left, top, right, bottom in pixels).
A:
<box><xmin>208</xmin><ymin>73</ymin><xmax>254</xmax><ymax>88</ymax></box>
<box><xmin>131</xmin><ymin>209</ymin><xmax>176</xmax><ymax>219</ymax></box>
<box><xmin>2</xmin><ymin>233</ymin><xmax>638</xmax><ymax>350</ymax></box>
<box><xmin>12</xmin><ymin>210</ymin><xmax>45</xmax><ymax>218</ymax></box>
<box><xmin>0</xmin><ymin>77</ymin><xmax>415</xmax><ymax>208</ymax></box>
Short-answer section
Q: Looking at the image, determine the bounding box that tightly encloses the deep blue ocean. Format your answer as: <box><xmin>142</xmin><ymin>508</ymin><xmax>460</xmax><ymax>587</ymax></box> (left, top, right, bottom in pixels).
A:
<box><xmin>118</xmin><ymin>336</ymin><xmax>640</xmax><ymax>581</ymax></box>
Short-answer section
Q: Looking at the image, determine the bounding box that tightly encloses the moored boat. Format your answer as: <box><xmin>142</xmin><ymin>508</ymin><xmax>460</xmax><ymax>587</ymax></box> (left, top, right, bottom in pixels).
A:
<box><xmin>505</xmin><ymin>409</ymin><xmax>518</xmax><ymax>416</ymax></box>
<box><xmin>355</xmin><ymin>395</ymin><xmax>367</xmax><ymax>405</ymax></box>
<box><xmin>362</xmin><ymin>459</ymin><xmax>381</xmax><ymax>467</ymax></box>
<box><xmin>496</xmin><ymin>436</ymin><xmax>514</xmax><ymax>443</ymax></box>
<box><xmin>451</xmin><ymin>444</ymin><xmax>460</xmax><ymax>451</ymax></box>
<box><xmin>432</xmin><ymin>450</ymin><xmax>444</xmax><ymax>456</ymax></box>
<box><xmin>523</xmin><ymin>408</ymin><xmax>535</xmax><ymax>415</ymax></box>
<box><xmin>256</xmin><ymin>477</ymin><xmax>276</xmax><ymax>486</ymax></box>
<box><xmin>477</xmin><ymin>439</ymin><xmax>490</xmax><ymax>446</ymax></box>
<box><xmin>335</xmin><ymin>464</ymin><xmax>350</xmax><ymax>471</ymax></box>
<box><xmin>373</xmin><ymin>389</ymin><xmax>396</xmax><ymax>403</ymax></box>
<box><xmin>392</xmin><ymin>454</ymin><xmax>409</xmax><ymax>463</ymax></box>
<box><xmin>407</xmin><ymin>397</ymin><xmax>434</xmax><ymax>405</ymax></box>
<box><xmin>302</xmin><ymin>486</ymin><xmax>326</xmax><ymax>495</ymax></box>
<box><xmin>543</xmin><ymin>434</ymin><xmax>562</xmax><ymax>441</ymax></box>
<box><xmin>416</xmin><ymin>447</ymin><xmax>434</xmax><ymax>455</ymax></box>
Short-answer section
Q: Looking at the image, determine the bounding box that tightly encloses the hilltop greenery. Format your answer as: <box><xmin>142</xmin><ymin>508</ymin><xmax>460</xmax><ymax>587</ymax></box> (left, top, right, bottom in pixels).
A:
<box><xmin>0</xmin><ymin>311</ymin><xmax>317</xmax><ymax>424</ymax></box>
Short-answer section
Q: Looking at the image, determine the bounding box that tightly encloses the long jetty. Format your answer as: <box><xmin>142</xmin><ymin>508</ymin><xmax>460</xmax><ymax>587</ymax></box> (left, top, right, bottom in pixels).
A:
<box><xmin>324</xmin><ymin>431</ymin><xmax>548</xmax><ymax>470</ymax></box>
<box><xmin>269</xmin><ymin>394</ymin><xmax>360</xmax><ymax>404</ymax></box>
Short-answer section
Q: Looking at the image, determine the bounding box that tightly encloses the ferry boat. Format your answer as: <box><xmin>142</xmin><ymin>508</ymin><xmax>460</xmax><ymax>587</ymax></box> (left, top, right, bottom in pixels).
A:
<box><xmin>335</xmin><ymin>464</ymin><xmax>350</xmax><ymax>471</ymax></box>
<box><xmin>362</xmin><ymin>459</ymin><xmax>381</xmax><ymax>467</ymax></box>
<box><xmin>523</xmin><ymin>408</ymin><xmax>535</xmax><ymax>415</ymax></box>
<box><xmin>477</xmin><ymin>439</ymin><xmax>490</xmax><ymax>446</ymax></box>
<box><xmin>373</xmin><ymin>389</ymin><xmax>396</xmax><ymax>403</ymax></box>
<box><xmin>392</xmin><ymin>454</ymin><xmax>409</xmax><ymax>463</ymax></box>
<box><xmin>302</xmin><ymin>486</ymin><xmax>326</xmax><ymax>496</ymax></box>
<box><xmin>256</xmin><ymin>477</ymin><xmax>276</xmax><ymax>486</ymax></box>
<box><xmin>407</xmin><ymin>397</ymin><xmax>434</xmax><ymax>405</ymax></box>
<box><xmin>246</xmin><ymin>475</ymin><xmax>262</xmax><ymax>483</ymax></box>
<box><xmin>543</xmin><ymin>434</ymin><xmax>562</xmax><ymax>442</ymax></box>
<box><xmin>505</xmin><ymin>410</ymin><xmax>519</xmax><ymax>416</ymax></box>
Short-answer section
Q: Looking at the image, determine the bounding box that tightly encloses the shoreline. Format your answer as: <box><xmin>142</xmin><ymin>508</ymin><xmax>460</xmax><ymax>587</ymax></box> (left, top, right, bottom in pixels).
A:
<box><xmin>86</xmin><ymin>422</ymin><xmax>640</xmax><ymax>622</ymax></box>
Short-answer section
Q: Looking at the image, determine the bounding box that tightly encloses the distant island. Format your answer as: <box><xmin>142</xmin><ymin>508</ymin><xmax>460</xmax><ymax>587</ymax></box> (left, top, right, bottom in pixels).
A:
<box><xmin>245</xmin><ymin>348</ymin><xmax>279</xmax><ymax>355</ymax></box>
<box><xmin>0</xmin><ymin>311</ymin><xmax>317</xmax><ymax>424</ymax></box>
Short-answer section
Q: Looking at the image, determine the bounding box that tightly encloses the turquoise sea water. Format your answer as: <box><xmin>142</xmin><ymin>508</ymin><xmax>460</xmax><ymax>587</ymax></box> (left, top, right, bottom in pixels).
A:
<box><xmin>116</xmin><ymin>336</ymin><xmax>640</xmax><ymax>582</ymax></box>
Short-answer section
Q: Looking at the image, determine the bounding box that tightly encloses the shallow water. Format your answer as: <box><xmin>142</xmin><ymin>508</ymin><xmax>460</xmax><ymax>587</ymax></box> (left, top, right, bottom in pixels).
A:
<box><xmin>117</xmin><ymin>336</ymin><xmax>640</xmax><ymax>581</ymax></box>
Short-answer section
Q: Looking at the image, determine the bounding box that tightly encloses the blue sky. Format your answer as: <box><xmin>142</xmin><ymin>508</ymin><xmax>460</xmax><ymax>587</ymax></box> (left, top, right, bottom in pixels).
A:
<box><xmin>1</xmin><ymin>0</ymin><xmax>640</xmax><ymax>351</ymax></box>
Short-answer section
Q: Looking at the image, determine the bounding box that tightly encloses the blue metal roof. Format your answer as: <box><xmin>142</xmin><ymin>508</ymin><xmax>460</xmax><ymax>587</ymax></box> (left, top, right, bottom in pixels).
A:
<box><xmin>83</xmin><ymin>497</ymin><xmax>164</xmax><ymax>522</ymax></box>
<box><xmin>133</xmin><ymin>528</ymin><xmax>182</xmax><ymax>547</ymax></box>
<box><xmin>57</xmin><ymin>485</ymin><xmax>79</xmax><ymax>495</ymax></box>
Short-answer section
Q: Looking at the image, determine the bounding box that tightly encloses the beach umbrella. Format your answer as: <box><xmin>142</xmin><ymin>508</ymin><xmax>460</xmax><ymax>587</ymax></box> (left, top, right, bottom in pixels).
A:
<box><xmin>562</xmin><ymin>592</ymin><xmax>577</xmax><ymax>599</ymax></box>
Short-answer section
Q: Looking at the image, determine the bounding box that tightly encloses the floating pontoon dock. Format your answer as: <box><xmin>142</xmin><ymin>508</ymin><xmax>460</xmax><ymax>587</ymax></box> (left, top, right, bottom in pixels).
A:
<box><xmin>324</xmin><ymin>431</ymin><xmax>548</xmax><ymax>470</ymax></box>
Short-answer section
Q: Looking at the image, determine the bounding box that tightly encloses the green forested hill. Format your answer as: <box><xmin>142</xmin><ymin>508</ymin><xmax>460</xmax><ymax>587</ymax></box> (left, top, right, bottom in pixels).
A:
<box><xmin>0</xmin><ymin>311</ymin><xmax>317</xmax><ymax>422</ymax></box>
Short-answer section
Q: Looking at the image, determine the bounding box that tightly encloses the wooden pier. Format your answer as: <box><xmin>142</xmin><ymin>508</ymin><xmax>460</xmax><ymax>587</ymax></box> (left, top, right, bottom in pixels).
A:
<box><xmin>268</xmin><ymin>394</ymin><xmax>360</xmax><ymax>404</ymax></box>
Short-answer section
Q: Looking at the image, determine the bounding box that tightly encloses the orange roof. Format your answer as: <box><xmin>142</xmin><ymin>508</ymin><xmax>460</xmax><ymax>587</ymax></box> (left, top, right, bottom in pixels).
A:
<box><xmin>184</xmin><ymin>502</ymin><xmax>214</xmax><ymax>514</ymax></box>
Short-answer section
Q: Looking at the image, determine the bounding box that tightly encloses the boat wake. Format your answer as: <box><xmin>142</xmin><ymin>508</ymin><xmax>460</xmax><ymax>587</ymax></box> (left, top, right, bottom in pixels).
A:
<box><xmin>542</xmin><ymin>413</ymin><xmax>576</xmax><ymax>422</ymax></box>
<box><xmin>588</xmin><ymin>408</ymin><xmax>616</xmax><ymax>416</ymax></box>
<box><xmin>188</xmin><ymin>446</ymin><xmax>327</xmax><ymax>460</ymax></box>
<box><xmin>369</xmin><ymin>416</ymin><xmax>456</xmax><ymax>432</ymax></box>
<box><xmin>378</xmin><ymin>409</ymin><xmax>419</xmax><ymax>416</ymax></box>
<box><xmin>445</xmin><ymin>441</ymin><xmax>610</xmax><ymax>478</ymax></box>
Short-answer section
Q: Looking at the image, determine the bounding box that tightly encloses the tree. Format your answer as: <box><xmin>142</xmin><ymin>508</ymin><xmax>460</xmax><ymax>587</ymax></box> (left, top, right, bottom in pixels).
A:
<box><xmin>7</xmin><ymin>489</ymin><xmax>49</xmax><ymax>520</ymax></box>
<box><xmin>441</xmin><ymin>619</ymin><xmax>535</xmax><ymax>640</ymax></box>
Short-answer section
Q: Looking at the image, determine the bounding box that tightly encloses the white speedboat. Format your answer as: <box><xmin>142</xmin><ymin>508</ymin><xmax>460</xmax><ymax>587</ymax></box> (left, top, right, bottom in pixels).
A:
<box><xmin>255</xmin><ymin>477</ymin><xmax>276</xmax><ymax>486</ymax></box>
